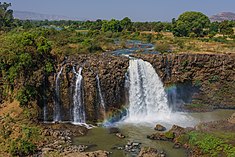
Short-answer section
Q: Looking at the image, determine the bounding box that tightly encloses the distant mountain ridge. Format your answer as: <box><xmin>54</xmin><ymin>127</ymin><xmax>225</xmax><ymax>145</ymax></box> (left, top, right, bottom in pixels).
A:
<box><xmin>210</xmin><ymin>12</ymin><xmax>235</xmax><ymax>22</ymax></box>
<box><xmin>13</xmin><ymin>10</ymin><xmax>79</xmax><ymax>21</ymax></box>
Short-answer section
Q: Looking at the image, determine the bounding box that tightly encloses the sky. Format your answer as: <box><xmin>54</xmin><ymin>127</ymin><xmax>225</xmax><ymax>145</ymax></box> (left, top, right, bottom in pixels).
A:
<box><xmin>3</xmin><ymin>0</ymin><xmax>235</xmax><ymax>21</ymax></box>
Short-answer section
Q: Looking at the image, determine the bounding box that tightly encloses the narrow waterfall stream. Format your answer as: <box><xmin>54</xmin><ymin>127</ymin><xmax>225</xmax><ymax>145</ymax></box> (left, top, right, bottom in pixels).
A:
<box><xmin>96</xmin><ymin>74</ymin><xmax>106</xmax><ymax>119</ymax></box>
<box><xmin>72</xmin><ymin>66</ymin><xmax>86</xmax><ymax>124</ymax></box>
<box><xmin>54</xmin><ymin>66</ymin><xmax>64</xmax><ymax>122</ymax></box>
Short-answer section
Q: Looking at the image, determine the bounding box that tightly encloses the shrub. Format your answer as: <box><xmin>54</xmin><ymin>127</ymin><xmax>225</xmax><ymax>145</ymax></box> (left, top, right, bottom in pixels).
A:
<box><xmin>16</xmin><ymin>85</ymin><xmax>37</xmax><ymax>106</ymax></box>
<box><xmin>209</xmin><ymin>75</ymin><xmax>220</xmax><ymax>83</ymax></box>
<box><xmin>9</xmin><ymin>138</ymin><xmax>36</xmax><ymax>156</ymax></box>
<box><xmin>155</xmin><ymin>41</ymin><xmax>171</xmax><ymax>53</ymax></box>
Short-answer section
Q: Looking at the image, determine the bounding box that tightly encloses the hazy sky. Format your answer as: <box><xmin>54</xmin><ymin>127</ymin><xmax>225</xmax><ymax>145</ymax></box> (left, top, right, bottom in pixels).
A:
<box><xmin>4</xmin><ymin>0</ymin><xmax>235</xmax><ymax>21</ymax></box>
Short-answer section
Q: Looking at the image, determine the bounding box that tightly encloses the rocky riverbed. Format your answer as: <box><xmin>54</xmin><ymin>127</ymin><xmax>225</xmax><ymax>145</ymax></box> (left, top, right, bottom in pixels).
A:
<box><xmin>37</xmin><ymin>110</ymin><xmax>235</xmax><ymax>157</ymax></box>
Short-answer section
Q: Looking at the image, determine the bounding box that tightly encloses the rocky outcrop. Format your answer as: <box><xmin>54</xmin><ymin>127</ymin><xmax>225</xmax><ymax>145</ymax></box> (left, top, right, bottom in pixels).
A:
<box><xmin>135</xmin><ymin>53</ymin><xmax>235</xmax><ymax>110</ymax></box>
<box><xmin>43</xmin><ymin>54</ymin><xmax>129</xmax><ymax>122</ymax></box>
<box><xmin>138</xmin><ymin>147</ymin><xmax>166</xmax><ymax>157</ymax></box>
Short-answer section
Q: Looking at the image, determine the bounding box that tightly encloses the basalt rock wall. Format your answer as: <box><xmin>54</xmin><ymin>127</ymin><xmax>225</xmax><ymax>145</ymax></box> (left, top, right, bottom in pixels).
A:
<box><xmin>44</xmin><ymin>54</ymin><xmax>129</xmax><ymax>123</ymax></box>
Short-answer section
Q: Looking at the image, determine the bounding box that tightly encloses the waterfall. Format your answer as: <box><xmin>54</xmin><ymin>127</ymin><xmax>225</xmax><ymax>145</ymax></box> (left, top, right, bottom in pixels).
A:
<box><xmin>43</xmin><ymin>76</ymin><xmax>47</xmax><ymax>122</ymax></box>
<box><xmin>54</xmin><ymin>66</ymin><xmax>64</xmax><ymax>122</ymax></box>
<box><xmin>96</xmin><ymin>74</ymin><xmax>106</xmax><ymax>119</ymax></box>
<box><xmin>72</xmin><ymin>66</ymin><xmax>86</xmax><ymax>124</ymax></box>
<box><xmin>125</xmin><ymin>59</ymin><xmax>171</xmax><ymax>122</ymax></box>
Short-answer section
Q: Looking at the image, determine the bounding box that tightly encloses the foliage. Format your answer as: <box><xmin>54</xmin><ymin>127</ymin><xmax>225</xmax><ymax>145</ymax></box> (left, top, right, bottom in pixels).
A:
<box><xmin>155</xmin><ymin>41</ymin><xmax>171</xmax><ymax>53</ymax></box>
<box><xmin>0</xmin><ymin>2</ymin><xmax>14</xmax><ymax>29</ymax></box>
<box><xmin>9</xmin><ymin>138</ymin><xmax>36</xmax><ymax>156</ymax></box>
<box><xmin>173</xmin><ymin>11</ymin><xmax>210</xmax><ymax>37</ymax></box>
<box><xmin>219</xmin><ymin>20</ymin><xmax>234</xmax><ymax>36</ymax></box>
<box><xmin>189</xmin><ymin>131</ymin><xmax>235</xmax><ymax>157</ymax></box>
<box><xmin>209</xmin><ymin>75</ymin><xmax>220</xmax><ymax>83</ymax></box>
<box><xmin>164</xmin><ymin>131</ymin><xmax>174</xmax><ymax>139</ymax></box>
<box><xmin>16</xmin><ymin>85</ymin><xmax>37</xmax><ymax>106</ymax></box>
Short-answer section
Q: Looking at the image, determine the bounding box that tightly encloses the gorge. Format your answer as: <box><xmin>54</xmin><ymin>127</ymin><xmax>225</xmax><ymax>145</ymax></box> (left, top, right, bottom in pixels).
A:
<box><xmin>39</xmin><ymin>52</ymin><xmax>235</xmax><ymax>157</ymax></box>
<box><xmin>40</xmin><ymin>52</ymin><xmax>235</xmax><ymax>125</ymax></box>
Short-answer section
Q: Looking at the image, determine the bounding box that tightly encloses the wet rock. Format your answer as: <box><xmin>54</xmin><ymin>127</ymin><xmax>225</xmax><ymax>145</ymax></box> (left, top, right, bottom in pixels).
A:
<box><xmin>138</xmin><ymin>147</ymin><xmax>164</xmax><ymax>157</ymax></box>
<box><xmin>115</xmin><ymin>133</ymin><xmax>125</xmax><ymax>139</ymax></box>
<box><xmin>154</xmin><ymin>124</ymin><xmax>166</xmax><ymax>131</ymax></box>
<box><xmin>169</xmin><ymin>125</ymin><xmax>185</xmax><ymax>137</ymax></box>
<box><xmin>173</xmin><ymin>143</ymin><xmax>181</xmax><ymax>149</ymax></box>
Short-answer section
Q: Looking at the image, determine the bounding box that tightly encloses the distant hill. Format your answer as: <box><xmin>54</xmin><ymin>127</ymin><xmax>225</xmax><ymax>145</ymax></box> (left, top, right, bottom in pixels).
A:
<box><xmin>13</xmin><ymin>11</ymin><xmax>78</xmax><ymax>21</ymax></box>
<box><xmin>210</xmin><ymin>12</ymin><xmax>235</xmax><ymax>22</ymax></box>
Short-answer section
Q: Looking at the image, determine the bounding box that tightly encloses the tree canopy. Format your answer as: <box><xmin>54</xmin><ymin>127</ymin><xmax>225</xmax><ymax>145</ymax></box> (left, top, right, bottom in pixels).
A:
<box><xmin>0</xmin><ymin>2</ymin><xmax>14</xmax><ymax>29</ymax></box>
<box><xmin>173</xmin><ymin>11</ymin><xmax>210</xmax><ymax>37</ymax></box>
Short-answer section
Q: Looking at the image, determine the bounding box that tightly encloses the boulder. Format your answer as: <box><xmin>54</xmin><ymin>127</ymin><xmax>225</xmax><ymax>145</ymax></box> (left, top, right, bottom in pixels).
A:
<box><xmin>154</xmin><ymin>124</ymin><xmax>166</xmax><ymax>131</ymax></box>
<box><xmin>116</xmin><ymin>133</ymin><xmax>125</xmax><ymax>139</ymax></box>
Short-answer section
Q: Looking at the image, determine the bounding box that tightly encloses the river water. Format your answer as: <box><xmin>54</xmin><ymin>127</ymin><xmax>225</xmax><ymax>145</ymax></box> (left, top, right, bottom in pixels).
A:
<box><xmin>73</xmin><ymin>109</ymin><xmax>234</xmax><ymax>157</ymax></box>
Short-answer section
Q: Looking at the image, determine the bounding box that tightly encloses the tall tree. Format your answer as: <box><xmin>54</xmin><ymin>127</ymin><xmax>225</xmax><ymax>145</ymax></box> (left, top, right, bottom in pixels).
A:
<box><xmin>173</xmin><ymin>11</ymin><xmax>210</xmax><ymax>37</ymax></box>
<box><xmin>219</xmin><ymin>20</ymin><xmax>234</xmax><ymax>36</ymax></box>
<box><xmin>0</xmin><ymin>2</ymin><xmax>14</xmax><ymax>29</ymax></box>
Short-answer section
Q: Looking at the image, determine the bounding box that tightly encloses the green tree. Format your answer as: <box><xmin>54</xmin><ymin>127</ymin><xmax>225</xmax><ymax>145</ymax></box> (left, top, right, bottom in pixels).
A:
<box><xmin>120</xmin><ymin>17</ymin><xmax>132</xmax><ymax>31</ymax></box>
<box><xmin>101</xmin><ymin>19</ymin><xmax>122</xmax><ymax>32</ymax></box>
<box><xmin>173</xmin><ymin>11</ymin><xmax>210</xmax><ymax>37</ymax></box>
<box><xmin>219</xmin><ymin>20</ymin><xmax>234</xmax><ymax>36</ymax></box>
<box><xmin>0</xmin><ymin>2</ymin><xmax>14</xmax><ymax>29</ymax></box>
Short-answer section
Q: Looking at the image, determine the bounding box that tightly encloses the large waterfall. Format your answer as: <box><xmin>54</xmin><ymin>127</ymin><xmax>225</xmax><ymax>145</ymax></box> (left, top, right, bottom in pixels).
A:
<box><xmin>72</xmin><ymin>67</ymin><xmax>86</xmax><ymax>124</ymax></box>
<box><xmin>54</xmin><ymin>66</ymin><xmax>64</xmax><ymax>122</ymax></box>
<box><xmin>125</xmin><ymin>59</ymin><xmax>171</xmax><ymax>123</ymax></box>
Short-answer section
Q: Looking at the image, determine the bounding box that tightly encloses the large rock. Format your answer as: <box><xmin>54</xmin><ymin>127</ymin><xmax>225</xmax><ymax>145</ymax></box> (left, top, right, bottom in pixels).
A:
<box><xmin>154</xmin><ymin>124</ymin><xmax>166</xmax><ymax>131</ymax></box>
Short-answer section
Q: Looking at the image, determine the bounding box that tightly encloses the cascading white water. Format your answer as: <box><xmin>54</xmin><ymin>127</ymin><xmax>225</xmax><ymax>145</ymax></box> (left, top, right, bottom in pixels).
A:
<box><xmin>125</xmin><ymin>59</ymin><xmax>171</xmax><ymax>123</ymax></box>
<box><xmin>122</xmin><ymin>58</ymin><xmax>197</xmax><ymax>127</ymax></box>
<box><xmin>54</xmin><ymin>66</ymin><xmax>64</xmax><ymax>122</ymax></box>
<box><xmin>73</xmin><ymin>67</ymin><xmax>86</xmax><ymax>124</ymax></box>
<box><xmin>43</xmin><ymin>92</ymin><xmax>47</xmax><ymax>122</ymax></box>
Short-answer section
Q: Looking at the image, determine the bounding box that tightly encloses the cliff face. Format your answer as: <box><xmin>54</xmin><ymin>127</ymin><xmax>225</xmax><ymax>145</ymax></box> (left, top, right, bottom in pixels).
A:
<box><xmin>43</xmin><ymin>54</ymin><xmax>129</xmax><ymax>123</ymax></box>
<box><xmin>135</xmin><ymin>53</ymin><xmax>235</xmax><ymax>110</ymax></box>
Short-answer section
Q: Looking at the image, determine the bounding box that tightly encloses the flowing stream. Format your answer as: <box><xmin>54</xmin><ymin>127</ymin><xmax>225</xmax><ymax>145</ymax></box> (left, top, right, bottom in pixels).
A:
<box><xmin>72</xmin><ymin>66</ymin><xmax>86</xmax><ymax>124</ymax></box>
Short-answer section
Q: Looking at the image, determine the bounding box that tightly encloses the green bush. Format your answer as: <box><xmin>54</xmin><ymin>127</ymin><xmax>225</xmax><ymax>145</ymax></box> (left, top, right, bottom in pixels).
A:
<box><xmin>9</xmin><ymin>138</ymin><xmax>36</xmax><ymax>156</ymax></box>
<box><xmin>45</xmin><ymin>61</ymin><xmax>54</xmax><ymax>74</ymax></box>
<box><xmin>209</xmin><ymin>75</ymin><xmax>220</xmax><ymax>83</ymax></box>
<box><xmin>164</xmin><ymin>131</ymin><xmax>174</xmax><ymax>139</ymax></box>
<box><xmin>155</xmin><ymin>41</ymin><xmax>171</xmax><ymax>53</ymax></box>
<box><xmin>16</xmin><ymin>85</ymin><xmax>37</xmax><ymax>106</ymax></box>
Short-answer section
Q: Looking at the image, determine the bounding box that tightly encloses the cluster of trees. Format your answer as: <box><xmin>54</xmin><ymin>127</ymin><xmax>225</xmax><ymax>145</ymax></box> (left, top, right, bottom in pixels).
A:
<box><xmin>0</xmin><ymin>2</ymin><xmax>14</xmax><ymax>30</ymax></box>
<box><xmin>1</xmin><ymin>2</ymin><xmax>234</xmax><ymax>38</ymax></box>
<box><xmin>0</xmin><ymin>29</ymin><xmax>54</xmax><ymax>105</ymax></box>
